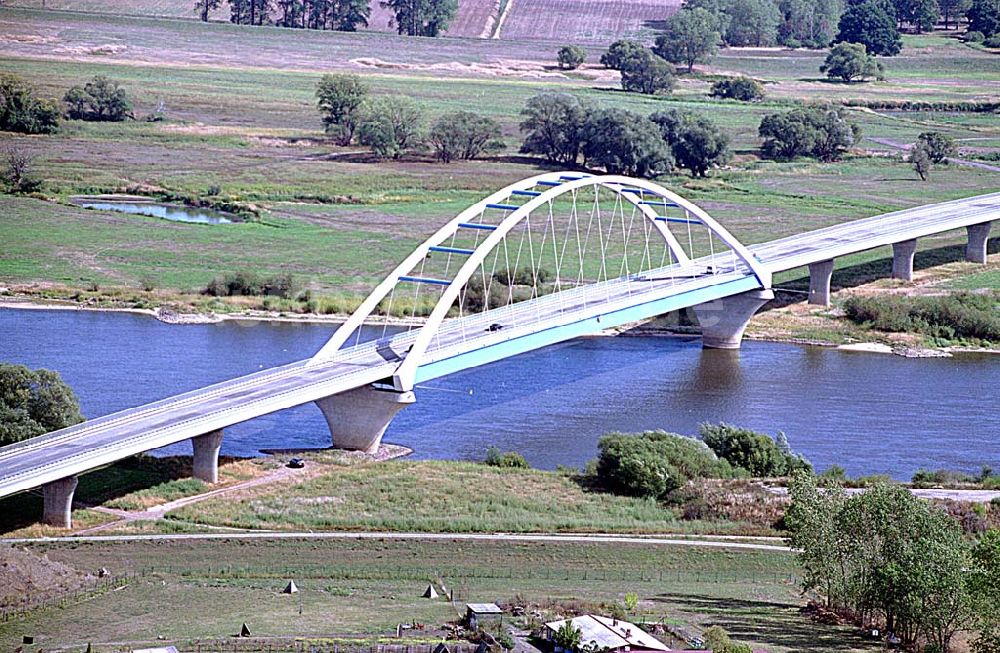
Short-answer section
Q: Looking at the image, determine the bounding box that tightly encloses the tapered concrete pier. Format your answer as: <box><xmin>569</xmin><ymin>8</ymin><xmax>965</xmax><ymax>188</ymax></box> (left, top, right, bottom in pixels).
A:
<box><xmin>808</xmin><ymin>259</ymin><xmax>835</xmax><ymax>306</ymax></box>
<box><xmin>315</xmin><ymin>386</ymin><xmax>415</xmax><ymax>453</ymax></box>
<box><xmin>191</xmin><ymin>429</ymin><xmax>224</xmax><ymax>483</ymax></box>
<box><xmin>42</xmin><ymin>476</ymin><xmax>78</xmax><ymax>528</ymax></box>
<box><xmin>966</xmin><ymin>222</ymin><xmax>992</xmax><ymax>264</ymax></box>
<box><xmin>892</xmin><ymin>239</ymin><xmax>918</xmax><ymax>281</ymax></box>
<box><xmin>692</xmin><ymin>289</ymin><xmax>775</xmax><ymax>349</ymax></box>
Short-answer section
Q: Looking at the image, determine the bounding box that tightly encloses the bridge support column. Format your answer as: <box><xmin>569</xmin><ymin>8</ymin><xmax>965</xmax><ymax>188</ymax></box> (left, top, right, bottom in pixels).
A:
<box><xmin>966</xmin><ymin>222</ymin><xmax>992</xmax><ymax>264</ymax></box>
<box><xmin>808</xmin><ymin>259</ymin><xmax>835</xmax><ymax>306</ymax></box>
<box><xmin>315</xmin><ymin>386</ymin><xmax>415</xmax><ymax>454</ymax></box>
<box><xmin>191</xmin><ymin>429</ymin><xmax>224</xmax><ymax>484</ymax></box>
<box><xmin>42</xmin><ymin>476</ymin><xmax>78</xmax><ymax>528</ymax></box>
<box><xmin>692</xmin><ymin>289</ymin><xmax>775</xmax><ymax>349</ymax></box>
<box><xmin>892</xmin><ymin>239</ymin><xmax>918</xmax><ymax>281</ymax></box>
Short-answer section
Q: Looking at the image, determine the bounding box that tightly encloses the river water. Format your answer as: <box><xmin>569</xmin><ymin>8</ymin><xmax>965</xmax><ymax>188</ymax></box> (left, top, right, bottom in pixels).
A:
<box><xmin>1</xmin><ymin>307</ymin><xmax>997</xmax><ymax>479</ymax></box>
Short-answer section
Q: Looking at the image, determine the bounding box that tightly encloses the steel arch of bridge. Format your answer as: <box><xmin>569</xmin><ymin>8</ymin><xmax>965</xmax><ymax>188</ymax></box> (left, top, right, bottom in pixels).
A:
<box><xmin>311</xmin><ymin>171</ymin><xmax>771</xmax><ymax>390</ymax></box>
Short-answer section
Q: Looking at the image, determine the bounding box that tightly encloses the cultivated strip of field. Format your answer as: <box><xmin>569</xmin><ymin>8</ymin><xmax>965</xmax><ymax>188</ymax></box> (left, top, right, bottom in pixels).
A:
<box><xmin>501</xmin><ymin>0</ymin><xmax>680</xmax><ymax>42</ymax></box>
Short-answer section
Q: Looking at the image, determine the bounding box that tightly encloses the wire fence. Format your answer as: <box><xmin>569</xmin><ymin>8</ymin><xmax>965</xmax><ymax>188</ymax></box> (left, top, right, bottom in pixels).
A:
<box><xmin>1</xmin><ymin>572</ymin><xmax>131</xmax><ymax>623</ymax></box>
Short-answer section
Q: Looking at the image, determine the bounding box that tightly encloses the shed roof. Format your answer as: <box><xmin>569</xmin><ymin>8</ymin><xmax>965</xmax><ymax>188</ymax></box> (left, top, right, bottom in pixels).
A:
<box><xmin>467</xmin><ymin>603</ymin><xmax>503</xmax><ymax>614</ymax></box>
<box><xmin>545</xmin><ymin>615</ymin><xmax>670</xmax><ymax>652</ymax></box>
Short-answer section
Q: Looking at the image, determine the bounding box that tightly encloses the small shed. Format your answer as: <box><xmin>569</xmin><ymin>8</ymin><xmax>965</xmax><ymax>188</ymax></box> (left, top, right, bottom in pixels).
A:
<box><xmin>544</xmin><ymin>615</ymin><xmax>670</xmax><ymax>653</ymax></box>
<box><xmin>466</xmin><ymin>603</ymin><xmax>503</xmax><ymax>630</ymax></box>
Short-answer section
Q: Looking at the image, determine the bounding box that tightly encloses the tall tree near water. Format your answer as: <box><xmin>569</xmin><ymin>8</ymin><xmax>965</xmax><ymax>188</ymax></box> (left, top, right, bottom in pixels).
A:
<box><xmin>382</xmin><ymin>0</ymin><xmax>457</xmax><ymax>36</ymax></box>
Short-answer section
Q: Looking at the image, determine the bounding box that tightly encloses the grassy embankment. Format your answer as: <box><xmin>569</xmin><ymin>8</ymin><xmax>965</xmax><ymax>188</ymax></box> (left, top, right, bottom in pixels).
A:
<box><xmin>0</xmin><ymin>8</ymin><xmax>998</xmax><ymax>342</ymax></box>
<box><xmin>0</xmin><ymin>536</ymin><xmax>887</xmax><ymax>653</ymax></box>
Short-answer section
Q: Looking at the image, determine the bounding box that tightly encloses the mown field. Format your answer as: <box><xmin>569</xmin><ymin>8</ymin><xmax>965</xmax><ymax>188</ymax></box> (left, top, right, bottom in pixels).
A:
<box><xmin>0</xmin><ymin>8</ymin><xmax>998</xmax><ymax>313</ymax></box>
<box><xmin>0</xmin><ymin>536</ymin><xmax>885</xmax><ymax>653</ymax></box>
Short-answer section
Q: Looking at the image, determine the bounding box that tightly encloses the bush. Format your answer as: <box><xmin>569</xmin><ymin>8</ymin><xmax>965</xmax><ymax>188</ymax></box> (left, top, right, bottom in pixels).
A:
<box><xmin>710</xmin><ymin>76</ymin><xmax>765</xmax><ymax>101</ymax></box>
<box><xmin>595</xmin><ymin>430</ymin><xmax>733</xmax><ymax>499</ymax></box>
<box><xmin>204</xmin><ymin>272</ymin><xmax>298</xmax><ymax>299</ymax></box>
<box><xmin>2</xmin><ymin>146</ymin><xmax>43</xmax><ymax>194</ymax></box>
<box><xmin>965</xmin><ymin>30</ymin><xmax>986</xmax><ymax>42</ymax></box>
<box><xmin>484</xmin><ymin>447</ymin><xmax>530</xmax><ymax>469</ymax></box>
<box><xmin>580</xmin><ymin>109</ymin><xmax>673</xmax><ymax>178</ymax></box>
<box><xmin>63</xmin><ymin>76</ymin><xmax>133</xmax><ymax>122</ymax></box>
<box><xmin>699</xmin><ymin>423</ymin><xmax>811</xmax><ymax>477</ymax></box>
<box><xmin>428</xmin><ymin>111</ymin><xmax>504</xmax><ymax>163</ymax></box>
<box><xmin>357</xmin><ymin>96</ymin><xmax>424</xmax><ymax>160</ymax></box>
<box><xmin>557</xmin><ymin>44</ymin><xmax>587</xmax><ymax>69</ymax></box>
<box><xmin>0</xmin><ymin>73</ymin><xmax>60</xmax><ymax>134</ymax></box>
<box><xmin>620</xmin><ymin>49</ymin><xmax>676</xmax><ymax>94</ymax></box>
<box><xmin>758</xmin><ymin>105</ymin><xmax>860</xmax><ymax>161</ymax></box>
<box><xmin>820</xmin><ymin>42</ymin><xmax>885</xmax><ymax>82</ymax></box>
<box><xmin>843</xmin><ymin>293</ymin><xmax>1000</xmax><ymax>342</ymax></box>
<box><xmin>650</xmin><ymin>109</ymin><xmax>731</xmax><ymax>177</ymax></box>
<box><xmin>985</xmin><ymin>34</ymin><xmax>1000</xmax><ymax>46</ymax></box>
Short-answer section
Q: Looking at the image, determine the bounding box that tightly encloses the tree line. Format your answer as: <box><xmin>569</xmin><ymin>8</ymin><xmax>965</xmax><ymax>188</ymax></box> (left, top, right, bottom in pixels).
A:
<box><xmin>194</xmin><ymin>0</ymin><xmax>458</xmax><ymax>36</ymax></box>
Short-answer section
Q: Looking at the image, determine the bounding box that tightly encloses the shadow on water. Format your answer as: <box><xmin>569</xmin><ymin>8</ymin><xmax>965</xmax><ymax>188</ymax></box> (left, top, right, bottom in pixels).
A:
<box><xmin>651</xmin><ymin>592</ymin><xmax>879</xmax><ymax>653</ymax></box>
<box><xmin>765</xmin><ymin>237</ymin><xmax>1000</xmax><ymax>310</ymax></box>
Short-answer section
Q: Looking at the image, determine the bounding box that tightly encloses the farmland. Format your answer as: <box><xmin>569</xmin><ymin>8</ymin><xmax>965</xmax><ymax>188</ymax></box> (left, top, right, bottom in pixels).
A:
<box><xmin>500</xmin><ymin>0</ymin><xmax>679</xmax><ymax>42</ymax></box>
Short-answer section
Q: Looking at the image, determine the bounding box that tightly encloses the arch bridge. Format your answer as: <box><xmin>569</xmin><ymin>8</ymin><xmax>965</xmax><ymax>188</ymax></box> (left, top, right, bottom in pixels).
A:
<box><xmin>1</xmin><ymin>172</ymin><xmax>997</xmax><ymax>528</ymax></box>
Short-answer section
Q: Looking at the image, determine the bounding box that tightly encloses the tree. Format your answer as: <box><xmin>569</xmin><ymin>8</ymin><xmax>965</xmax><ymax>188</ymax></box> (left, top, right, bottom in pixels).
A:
<box><xmin>0</xmin><ymin>364</ymin><xmax>83</xmax><ymax>447</ymax></box>
<box><xmin>836</xmin><ymin>0</ymin><xmax>903</xmax><ymax>55</ymax></box>
<box><xmin>316</xmin><ymin>74</ymin><xmax>369</xmax><ymax>145</ymax></box>
<box><xmin>428</xmin><ymin>111</ymin><xmax>504</xmax><ymax>163</ymax></box>
<box><xmin>557</xmin><ymin>45</ymin><xmax>587</xmax><ymax>69</ymax></box>
<box><xmin>357</xmin><ymin>96</ymin><xmax>424</xmax><ymax>159</ymax></box>
<box><xmin>580</xmin><ymin>109</ymin><xmax>673</xmax><ymax>178</ymax></box>
<box><xmin>785</xmin><ymin>471</ymin><xmax>849</xmax><ymax>607</ymax></box>
<box><xmin>903</xmin><ymin>0</ymin><xmax>941</xmax><ymax>31</ymax></box>
<box><xmin>971</xmin><ymin>530</ymin><xmax>1000</xmax><ymax>650</ymax></box>
<box><xmin>0</xmin><ymin>74</ymin><xmax>60</xmax><ymax>135</ymax></box>
<box><xmin>650</xmin><ymin>109</ymin><xmax>731</xmax><ymax>177</ymax></box>
<box><xmin>917</xmin><ymin>131</ymin><xmax>956</xmax><ymax>163</ymax></box>
<box><xmin>381</xmin><ymin>0</ymin><xmax>457</xmax><ymax>36</ymax></box>
<box><xmin>967</xmin><ymin>0</ymin><xmax>1000</xmax><ymax>36</ymax></box>
<box><xmin>699</xmin><ymin>423</ymin><xmax>811</xmax><ymax>476</ymax></box>
<box><xmin>758</xmin><ymin>105</ymin><xmax>861</xmax><ymax>161</ymax></box>
<box><xmin>2</xmin><ymin>145</ymin><xmax>43</xmax><ymax>194</ymax></box>
<box><xmin>653</xmin><ymin>8</ymin><xmax>720</xmax><ymax>73</ymax></box>
<box><xmin>911</xmin><ymin>141</ymin><xmax>932</xmax><ymax>180</ymax></box>
<box><xmin>778</xmin><ymin>0</ymin><xmax>841</xmax><ymax>47</ymax></box>
<box><xmin>194</xmin><ymin>0</ymin><xmax>221</xmax><ymax>21</ymax></box>
<box><xmin>620</xmin><ymin>49</ymin><xmax>676</xmax><ymax>94</ymax></box>
<box><xmin>519</xmin><ymin>92</ymin><xmax>590</xmax><ymax>165</ymax></box>
<box><xmin>600</xmin><ymin>39</ymin><xmax>646</xmax><ymax>70</ymax></box>
<box><xmin>552</xmin><ymin>622</ymin><xmax>583</xmax><ymax>652</ymax></box>
<box><xmin>63</xmin><ymin>76</ymin><xmax>133</xmax><ymax>122</ymax></box>
<box><xmin>228</xmin><ymin>0</ymin><xmax>273</xmax><ymax>25</ymax></box>
<box><xmin>710</xmin><ymin>76</ymin><xmax>765</xmax><ymax>101</ymax></box>
<box><xmin>724</xmin><ymin>0</ymin><xmax>782</xmax><ymax>45</ymax></box>
<box><xmin>939</xmin><ymin>0</ymin><xmax>972</xmax><ymax>27</ymax></box>
<box><xmin>820</xmin><ymin>42</ymin><xmax>885</xmax><ymax>82</ymax></box>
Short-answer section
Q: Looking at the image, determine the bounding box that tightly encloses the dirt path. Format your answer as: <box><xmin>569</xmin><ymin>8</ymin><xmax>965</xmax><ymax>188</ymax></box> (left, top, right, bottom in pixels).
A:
<box><xmin>867</xmin><ymin>136</ymin><xmax>1000</xmax><ymax>172</ymax></box>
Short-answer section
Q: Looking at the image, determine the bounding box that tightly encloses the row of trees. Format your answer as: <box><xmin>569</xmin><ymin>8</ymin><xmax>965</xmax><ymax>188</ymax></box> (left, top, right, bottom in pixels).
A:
<box><xmin>786</xmin><ymin>473</ymin><xmax>1000</xmax><ymax>652</ymax></box>
<box><xmin>195</xmin><ymin>0</ymin><xmax>457</xmax><ymax>35</ymax></box>
<box><xmin>316</xmin><ymin>74</ymin><xmax>503</xmax><ymax>161</ymax></box>
<box><xmin>0</xmin><ymin>74</ymin><xmax>135</xmax><ymax>137</ymax></box>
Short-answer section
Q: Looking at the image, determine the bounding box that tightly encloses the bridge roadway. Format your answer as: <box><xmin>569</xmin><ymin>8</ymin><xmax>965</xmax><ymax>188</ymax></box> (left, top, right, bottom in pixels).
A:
<box><xmin>1</xmin><ymin>191</ymin><xmax>998</xmax><ymax>509</ymax></box>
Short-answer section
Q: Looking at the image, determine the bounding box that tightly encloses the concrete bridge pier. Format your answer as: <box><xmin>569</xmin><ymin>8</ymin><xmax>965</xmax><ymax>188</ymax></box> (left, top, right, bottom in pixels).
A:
<box><xmin>808</xmin><ymin>259</ymin><xmax>835</xmax><ymax>306</ymax></box>
<box><xmin>892</xmin><ymin>239</ymin><xmax>918</xmax><ymax>281</ymax></box>
<box><xmin>191</xmin><ymin>429</ymin><xmax>224</xmax><ymax>484</ymax></box>
<box><xmin>42</xmin><ymin>476</ymin><xmax>79</xmax><ymax>528</ymax></box>
<box><xmin>692</xmin><ymin>289</ymin><xmax>775</xmax><ymax>349</ymax></box>
<box><xmin>315</xmin><ymin>386</ymin><xmax>416</xmax><ymax>454</ymax></box>
<box><xmin>966</xmin><ymin>222</ymin><xmax>992</xmax><ymax>264</ymax></box>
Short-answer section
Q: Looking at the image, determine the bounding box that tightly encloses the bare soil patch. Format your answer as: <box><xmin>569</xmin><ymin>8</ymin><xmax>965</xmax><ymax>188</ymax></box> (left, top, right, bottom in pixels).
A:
<box><xmin>0</xmin><ymin>546</ymin><xmax>90</xmax><ymax>609</ymax></box>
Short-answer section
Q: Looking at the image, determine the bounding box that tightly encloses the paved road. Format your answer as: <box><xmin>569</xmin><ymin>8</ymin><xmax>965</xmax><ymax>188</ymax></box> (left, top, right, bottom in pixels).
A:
<box><xmin>1</xmin><ymin>530</ymin><xmax>793</xmax><ymax>552</ymax></box>
<box><xmin>1</xmin><ymin>190</ymin><xmax>998</xmax><ymax>500</ymax></box>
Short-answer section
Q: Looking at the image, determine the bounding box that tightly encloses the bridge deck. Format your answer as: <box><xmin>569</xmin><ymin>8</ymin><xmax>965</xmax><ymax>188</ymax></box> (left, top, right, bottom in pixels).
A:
<box><xmin>1</xmin><ymin>192</ymin><xmax>997</xmax><ymax>499</ymax></box>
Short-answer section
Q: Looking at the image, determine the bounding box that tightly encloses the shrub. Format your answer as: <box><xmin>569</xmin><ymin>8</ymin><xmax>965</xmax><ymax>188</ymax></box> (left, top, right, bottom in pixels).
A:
<box><xmin>428</xmin><ymin>111</ymin><xmax>504</xmax><ymax>163</ymax></box>
<box><xmin>595</xmin><ymin>430</ymin><xmax>733</xmax><ymax>499</ymax></box>
<box><xmin>63</xmin><ymin>76</ymin><xmax>133</xmax><ymax>122</ymax></box>
<box><xmin>204</xmin><ymin>272</ymin><xmax>298</xmax><ymax>299</ymax></box>
<box><xmin>985</xmin><ymin>34</ymin><xmax>1000</xmax><ymax>46</ymax></box>
<box><xmin>580</xmin><ymin>109</ymin><xmax>673</xmax><ymax>178</ymax></box>
<box><xmin>843</xmin><ymin>293</ymin><xmax>1000</xmax><ymax>342</ymax></box>
<box><xmin>820</xmin><ymin>42</ymin><xmax>885</xmax><ymax>82</ymax></box>
<box><xmin>0</xmin><ymin>73</ymin><xmax>60</xmax><ymax>134</ymax></box>
<box><xmin>357</xmin><ymin>96</ymin><xmax>424</xmax><ymax>160</ymax></box>
<box><xmin>965</xmin><ymin>30</ymin><xmax>986</xmax><ymax>42</ymax></box>
<box><xmin>1</xmin><ymin>146</ymin><xmax>43</xmax><ymax>194</ymax></box>
<box><xmin>650</xmin><ymin>109</ymin><xmax>731</xmax><ymax>177</ymax></box>
<box><xmin>620</xmin><ymin>49</ymin><xmax>676</xmax><ymax>95</ymax></box>
<box><xmin>758</xmin><ymin>105</ymin><xmax>860</xmax><ymax>161</ymax></box>
<box><xmin>699</xmin><ymin>423</ymin><xmax>811</xmax><ymax>477</ymax></box>
<box><xmin>710</xmin><ymin>76</ymin><xmax>765</xmax><ymax>101</ymax></box>
<box><xmin>483</xmin><ymin>447</ymin><xmax>530</xmax><ymax>469</ymax></box>
<box><xmin>557</xmin><ymin>44</ymin><xmax>587</xmax><ymax>69</ymax></box>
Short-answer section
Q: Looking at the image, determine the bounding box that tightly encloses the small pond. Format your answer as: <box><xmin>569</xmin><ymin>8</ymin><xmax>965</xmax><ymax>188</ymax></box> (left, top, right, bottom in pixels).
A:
<box><xmin>74</xmin><ymin>198</ymin><xmax>236</xmax><ymax>225</ymax></box>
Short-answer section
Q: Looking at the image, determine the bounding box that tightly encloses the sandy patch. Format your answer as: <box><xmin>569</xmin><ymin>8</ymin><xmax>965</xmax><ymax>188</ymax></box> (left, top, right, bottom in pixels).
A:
<box><xmin>837</xmin><ymin>342</ymin><xmax>894</xmax><ymax>353</ymax></box>
<box><xmin>350</xmin><ymin>57</ymin><xmax>569</xmax><ymax>79</ymax></box>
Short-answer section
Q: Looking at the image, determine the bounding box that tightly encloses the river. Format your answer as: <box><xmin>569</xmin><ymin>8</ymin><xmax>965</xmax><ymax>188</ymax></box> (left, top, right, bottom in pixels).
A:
<box><xmin>1</xmin><ymin>307</ymin><xmax>997</xmax><ymax>479</ymax></box>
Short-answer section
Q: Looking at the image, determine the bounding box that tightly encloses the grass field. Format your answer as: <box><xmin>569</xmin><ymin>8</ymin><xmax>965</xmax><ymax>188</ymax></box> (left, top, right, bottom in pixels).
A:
<box><xmin>0</xmin><ymin>536</ymin><xmax>884</xmax><ymax>653</ymax></box>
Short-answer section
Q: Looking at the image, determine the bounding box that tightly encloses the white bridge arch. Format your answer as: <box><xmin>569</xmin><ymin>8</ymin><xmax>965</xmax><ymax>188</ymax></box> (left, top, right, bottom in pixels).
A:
<box><xmin>312</xmin><ymin>172</ymin><xmax>772</xmax><ymax>392</ymax></box>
